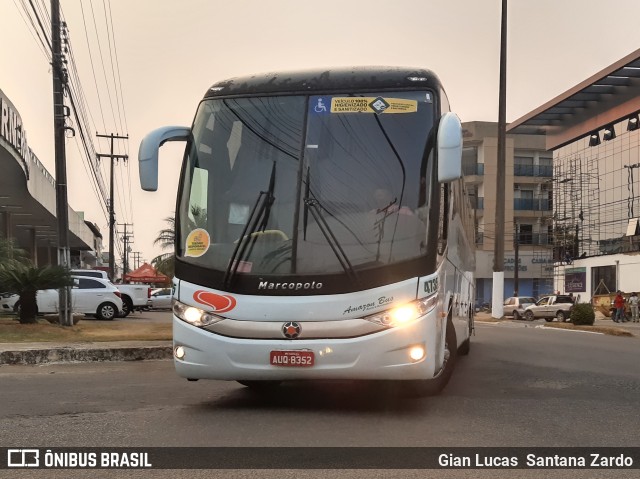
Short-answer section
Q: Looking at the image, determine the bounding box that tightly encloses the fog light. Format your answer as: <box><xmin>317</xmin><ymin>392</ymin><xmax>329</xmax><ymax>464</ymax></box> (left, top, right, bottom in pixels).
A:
<box><xmin>175</xmin><ymin>346</ymin><xmax>185</xmax><ymax>359</ymax></box>
<box><xmin>409</xmin><ymin>346</ymin><xmax>425</xmax><ymax>362</ymax></box>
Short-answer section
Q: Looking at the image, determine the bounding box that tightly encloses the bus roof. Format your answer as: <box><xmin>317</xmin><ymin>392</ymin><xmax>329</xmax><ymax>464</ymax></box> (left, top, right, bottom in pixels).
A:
<box><xmin>203</xmin><ymin>66</ymin><xmax>443</xmax><ymax>99</ymax></box>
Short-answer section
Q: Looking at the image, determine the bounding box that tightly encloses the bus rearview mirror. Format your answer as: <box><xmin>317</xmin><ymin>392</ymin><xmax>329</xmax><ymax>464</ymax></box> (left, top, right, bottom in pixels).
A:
<box><xmin>138</xmin><ymin>126</ymin><xmax>191</xmax><ymax>191</ymax></box>
<box><xmin>437</xmin><ymin>112</ymin><xmax>462</xmax><ymax>183</ymax></box>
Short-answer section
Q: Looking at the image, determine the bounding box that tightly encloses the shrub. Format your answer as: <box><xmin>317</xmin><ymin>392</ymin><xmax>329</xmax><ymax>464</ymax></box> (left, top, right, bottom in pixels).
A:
<box><xmin>570</xmin><ymin>303</ymin><xmax>595</xmax><ymax>325</ymax></box>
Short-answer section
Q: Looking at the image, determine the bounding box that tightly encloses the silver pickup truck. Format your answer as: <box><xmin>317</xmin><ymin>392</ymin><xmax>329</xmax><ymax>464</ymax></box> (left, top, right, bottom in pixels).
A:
<box><xmin>524</xmin><ymin>295</ymin><xmax>574</xmax><ymax>322</ymax></box>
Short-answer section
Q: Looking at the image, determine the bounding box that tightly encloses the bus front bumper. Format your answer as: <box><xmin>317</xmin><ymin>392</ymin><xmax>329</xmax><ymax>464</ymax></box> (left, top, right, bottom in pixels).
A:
<box><xmin>172</xmin><ymin>314</ymin><xmax>443</xmax><ymax>381</ymax></box>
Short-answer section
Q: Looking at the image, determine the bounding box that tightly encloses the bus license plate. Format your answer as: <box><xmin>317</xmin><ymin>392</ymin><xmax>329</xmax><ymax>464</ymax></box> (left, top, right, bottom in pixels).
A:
<box><xmin>270</xmin><ymin>350</ymin><xmax>314</xmax><ymax>367</ymax></box>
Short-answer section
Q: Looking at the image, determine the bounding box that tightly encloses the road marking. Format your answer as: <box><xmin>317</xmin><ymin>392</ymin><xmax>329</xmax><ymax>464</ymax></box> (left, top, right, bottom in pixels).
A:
<box><xmin>534</xmin><ymin>325</ymin><xmax>604</xmax><ymax>335</ymax></box>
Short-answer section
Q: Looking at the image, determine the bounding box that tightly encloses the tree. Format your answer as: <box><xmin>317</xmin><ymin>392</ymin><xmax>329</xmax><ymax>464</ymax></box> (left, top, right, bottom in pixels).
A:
<box><xmin>153</xmin><ymin>215</ymin><xmax>176</xmax><ymax>252</ymax></box>
<box><xmin>0</xmin><ymin>264</ymin><xmax>73</xmax><ymax>324</ymax></box>
<box><xmin>153</xmin><ymin>215</ymin><xmax>176</xmax><ymax>278</ymax></box>
<box><xmin>0</xmin><ymin>238</ymin><xmax>30</xmax><ymax>270</ymax></box>
<box><xmin>152</xmin><ymin>207</ymin><xmax>207</xmax><ymax>279</ymax></box>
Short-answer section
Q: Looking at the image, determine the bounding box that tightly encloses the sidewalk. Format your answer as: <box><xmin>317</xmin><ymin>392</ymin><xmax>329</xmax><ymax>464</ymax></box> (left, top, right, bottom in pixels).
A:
<box><xmin>476</xmin><ymin>311</ymin><xmax>640</xmax><ymax>332</ymax></box>
<box><xmin>0</xmin><ymin>340</ymin><xmax>172</xmax><ymax>365</ymax></box>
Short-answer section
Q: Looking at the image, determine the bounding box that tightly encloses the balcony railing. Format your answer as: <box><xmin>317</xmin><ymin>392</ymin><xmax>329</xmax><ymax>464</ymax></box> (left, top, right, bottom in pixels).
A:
<box><xmin>516</xmin><ymin>233</ymin><xmax>552</xmax><ymax>246</ymax></box>
<box><xmin>514</xmin><ymin>198</ymin><xmax>552</xmax><ymax>211</ymax></box>
<box><xmin>468</xmin><ymin>196</ymin><xmax>484</xmax><ymax>209</ymax></box>
<box><xmin>514</xmin><ymin>164</ymin><xmax>553</xmax><ymax>177</ymax></box>
<box><xmin>462</xmin><ymin>163</ymin><xmax>484</xmax><ymax>176</ymax></box>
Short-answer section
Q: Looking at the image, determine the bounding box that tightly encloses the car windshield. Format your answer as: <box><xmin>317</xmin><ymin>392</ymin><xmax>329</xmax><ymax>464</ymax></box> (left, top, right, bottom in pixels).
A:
<box><xmin>521</xmin><ymin>297</ymin><xmax>535</xmax><ymax>304</ymax></box>
<box><xmin>177</xmin><ymin>92</ymin><xmax>435</xmax><ymax>278</ymax></box>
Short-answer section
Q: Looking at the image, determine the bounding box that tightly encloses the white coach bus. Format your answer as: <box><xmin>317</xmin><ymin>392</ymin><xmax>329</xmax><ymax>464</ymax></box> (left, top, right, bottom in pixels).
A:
<box><xmin>138</xmin><ymin>67</ymin><xmax>475</xmax><ymax>395</ymax></box>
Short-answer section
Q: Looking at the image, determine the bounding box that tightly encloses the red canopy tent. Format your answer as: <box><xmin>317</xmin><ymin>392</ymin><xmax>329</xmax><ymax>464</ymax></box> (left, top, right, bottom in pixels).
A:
<box><xmin>123</xmin><ymin>262</ymin><xmax>170</xmax><ymax>284</ymax></box>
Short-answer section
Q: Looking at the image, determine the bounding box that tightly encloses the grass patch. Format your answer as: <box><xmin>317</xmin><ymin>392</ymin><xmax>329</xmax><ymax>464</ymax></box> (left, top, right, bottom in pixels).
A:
<box><xmin>544</xmin><ymin>322</ymin><xmax>635</xmax><ymax>337</ymax></box>
<box><xmin>0</xmin><ymin>317</ymin><xmax>171</xmax><ymax>343</ymax></box>
<box><xmin>475</xmin><ymin>316</ymin><xmax>500</xmax><ymax>323</ymax></box>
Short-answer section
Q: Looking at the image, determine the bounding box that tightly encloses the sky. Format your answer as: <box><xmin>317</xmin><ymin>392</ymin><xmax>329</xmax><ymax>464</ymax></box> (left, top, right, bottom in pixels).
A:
<box><xmin>2</xmin><ymin>0</ymin><xmax>640</xmax><ymax>264</ymax></box>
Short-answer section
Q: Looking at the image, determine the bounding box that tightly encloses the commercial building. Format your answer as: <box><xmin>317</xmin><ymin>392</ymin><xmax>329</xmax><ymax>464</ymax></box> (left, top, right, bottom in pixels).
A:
<box><xmin>463</xmin><ymin>122</ymin><xmax>554</xmax><ymax>305</ymax></box>
<box><xmin>508</xmin><ymin>48</ymin><xmax>640</xmax><ymax>302</ymax></box>
<box><xmin>0</xmin><ymin>88</ymin><xmax>102</xmax><ymax>268</ymax></box>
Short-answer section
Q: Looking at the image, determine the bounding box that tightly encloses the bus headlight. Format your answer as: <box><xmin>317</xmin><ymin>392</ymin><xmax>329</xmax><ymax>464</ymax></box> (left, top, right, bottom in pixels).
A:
<box><xmin>363</xmin><ymin>294</ymin><xmax>438</xmax><ymax>328</ymax></box>
<box><xmin>173</xmin><ymin>300</ymin><xmax>224</xmax><ymax>327</ymax></box>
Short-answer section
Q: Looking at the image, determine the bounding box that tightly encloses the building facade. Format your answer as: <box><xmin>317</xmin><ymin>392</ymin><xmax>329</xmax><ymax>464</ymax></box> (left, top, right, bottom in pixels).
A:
<box><xmin>508</xmin><ymin>48</ymin><xmax>640</xmax><ymax>303</ymax></box>
<box><xmin>463</xmin><ymin>122</ymin><xmax>555</xmax><ymax>305</ymax></box>
<box><xmin>0</xmin><ymin>88</ymin><xmax>102</xmax><ymax>267</ymax></box>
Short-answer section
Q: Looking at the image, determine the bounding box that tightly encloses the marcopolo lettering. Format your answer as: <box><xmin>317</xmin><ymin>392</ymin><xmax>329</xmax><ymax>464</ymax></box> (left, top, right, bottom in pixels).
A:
<box><xmin>258</xmin><ymin>280</ymin><xmax>323</xmax><ymax>291</ymax></box>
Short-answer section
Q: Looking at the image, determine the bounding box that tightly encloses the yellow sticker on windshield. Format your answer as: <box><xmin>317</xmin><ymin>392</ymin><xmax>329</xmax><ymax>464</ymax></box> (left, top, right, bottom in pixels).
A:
<box><xmin>185</xmin><ymin>228</ymin><xmax>210</xmax><ymax>257</ymax></box>
<box><xmin>330</xmin><ymin>97</ymin><xmax>417</xmax><ymax>114</ymax></box>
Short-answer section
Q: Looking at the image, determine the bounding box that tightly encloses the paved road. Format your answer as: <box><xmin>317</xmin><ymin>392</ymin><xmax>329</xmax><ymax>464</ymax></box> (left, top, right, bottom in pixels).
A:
<box><xmin>2</xmin><ymin>321</ymin><xmax>639</xmax><ymax>478</ymax></box>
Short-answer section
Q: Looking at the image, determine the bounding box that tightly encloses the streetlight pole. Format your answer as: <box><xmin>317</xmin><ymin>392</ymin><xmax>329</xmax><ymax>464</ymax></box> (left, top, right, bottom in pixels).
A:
<box><xmin>492</xmin><ymin>0</ymin><xmax>508</xmax><ymax>318</ymax></box>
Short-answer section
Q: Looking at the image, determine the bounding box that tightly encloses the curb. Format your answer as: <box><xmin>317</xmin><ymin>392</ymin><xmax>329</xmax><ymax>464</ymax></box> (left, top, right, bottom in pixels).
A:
<box><xmin>0</xmin><ymin>343</ymin><xmax>173</xmax><ymax>365</ymax></box>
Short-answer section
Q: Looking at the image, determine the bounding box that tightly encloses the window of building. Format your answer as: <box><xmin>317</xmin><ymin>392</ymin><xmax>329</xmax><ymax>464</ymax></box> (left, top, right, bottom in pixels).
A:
<box><xmin>518</xmin><ymin>224</ymin><xmax>533</xmax><ymax>244</ymax></box>
<box><xmin>515</xmin><ymin>156</ymin><xmax>534</xmax><ymax>176</ymax></box>
<box><xmin>592</xmin><ymin>265</ymin><xmax>616</xmax><ymax>295</ymax></box>
<box><xmin>538</xmin><ymin>157</ymin><xmax>553</xmax><ymax>176</ymax></box>
<box><xmin>462</xmin><ymin>147</ymin><xmax>480</xmax><ymax>176</ymax></box>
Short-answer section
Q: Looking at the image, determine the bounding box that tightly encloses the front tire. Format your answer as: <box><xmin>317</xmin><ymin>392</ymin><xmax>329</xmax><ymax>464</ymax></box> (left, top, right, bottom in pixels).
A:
<box><xmin>96</xmin><ymin>302</ymin><xmax>118</xmax><ymax>321</ymax></box>
<box><xmin>513</xmin><ymin>310</ymin><xmax>520</xmax><ymax>320</ymax></box>
<box><xmin>525</xmin><ymin>310</ymin><xmax>535</xmax><ymax>321</ymax></box>
<box><xmin>406</xmin><ymin>317</ymin><xmax>458</xmax><ymax>396</ymax></box>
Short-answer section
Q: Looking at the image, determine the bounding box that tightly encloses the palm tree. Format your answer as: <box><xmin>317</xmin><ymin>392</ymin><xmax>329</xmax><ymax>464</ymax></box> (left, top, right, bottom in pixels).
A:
<box><xmin>152</xmin><ymin>207</ymin><xmax>207</xmax><ymax>278</ymax></box>
<box><xmin>0</xmin><ymin>238</ymin><xmax>30</xmax><ymax>269</ymax></box>
<box><xmin>0</xmin><ymin>264</ymin><xmax>73</xmax><ymax>324</ymax></box>
<box><xmin>153</xmin><ymin>215</ymin><xmax>176</xmax><ymax>278</ymax></box>
<box><xmin>153</xmin><ymin>215</ymin><xmax>176</xmax><ymax>251</ymax></box>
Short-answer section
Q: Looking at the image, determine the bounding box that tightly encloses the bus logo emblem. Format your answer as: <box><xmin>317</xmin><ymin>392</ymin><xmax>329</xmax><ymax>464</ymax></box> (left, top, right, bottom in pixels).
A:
<box><xmin>282</xmin><ymin>322</ymin><xmax>302</xmax><ymax>339</ymax></box>
<box><xmin>193</xmin><ymin>290</ymin><xmax>237</xmax><ymax>313</ymax></box>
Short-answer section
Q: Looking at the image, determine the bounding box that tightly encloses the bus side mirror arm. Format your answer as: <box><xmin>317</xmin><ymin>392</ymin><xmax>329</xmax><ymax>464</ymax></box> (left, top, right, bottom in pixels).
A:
<box><xmin>138</xmin><ymin>126</ymin><xmax>191</xmax><ymax>191</ymax></box>
<box><xmin>437</xmin><ymin>112</ymin><xmax>463</xmax><ymax>183</ymax></box>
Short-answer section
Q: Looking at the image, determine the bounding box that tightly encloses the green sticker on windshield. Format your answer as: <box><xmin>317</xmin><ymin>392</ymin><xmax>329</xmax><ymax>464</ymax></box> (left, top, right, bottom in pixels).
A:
<box><xmin>330</xmin><ymin>97</ymin><xmax>417</xmax><ymax>114</ymax></box>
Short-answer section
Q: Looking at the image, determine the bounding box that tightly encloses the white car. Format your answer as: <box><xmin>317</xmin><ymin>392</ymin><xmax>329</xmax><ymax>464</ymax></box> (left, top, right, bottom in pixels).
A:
<box><xmin>149</xmin><ymin>288</ymin><xmax>173</xmax><ymax>310</ymax></box>
<box><xmin>1</xmin><ymin>292</ymin><xmax>19</xmax><ymax>312</ymax></box>
<box><xmin>14</xmin><ymin>276</ymin><xmax>123</xmax><ymax>320</ymax></box>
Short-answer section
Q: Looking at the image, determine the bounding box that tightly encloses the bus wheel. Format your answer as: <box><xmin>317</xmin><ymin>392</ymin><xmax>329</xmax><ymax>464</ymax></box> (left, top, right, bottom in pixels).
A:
<box><xmin>458</xmin><ymin>337</ymin><xmax>471</xmax><ymax>356</ymax></box>
<box><xmin>237</xmin><ymin>380</ymin><xmax>282</xmax><ymax>391</ymax></box>
<box><xmin>407</xmin><ymin>317</ymin><xmax>458</xmax><ymax>396</ymax></box>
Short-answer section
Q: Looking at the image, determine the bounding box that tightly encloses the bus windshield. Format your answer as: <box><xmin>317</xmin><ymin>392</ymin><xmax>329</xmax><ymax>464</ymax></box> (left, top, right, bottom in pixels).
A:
<box><xmin>177</xmin><ymin>91</ymin><xmax>435</xmax><ymax>280</ymax></box>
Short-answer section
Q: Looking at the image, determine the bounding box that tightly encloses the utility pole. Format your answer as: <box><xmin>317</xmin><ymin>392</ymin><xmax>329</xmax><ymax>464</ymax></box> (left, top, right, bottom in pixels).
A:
<box><xmin>51</xmin><ymin>0</ymin><xmax>72</xmax><ymax>326</ymax></box>
<box><xmin>514</xmin><ymin>221</ymin><xmax>519</xmax><ymax>296</ymax></box>
<box><xmin>132</xmin><ymin>251</ymin><xmax>141</xmax><ymax>270</ymax></box>
<box><xmin>96</xmin><ymin>133</ymin><xmax>128</xmax><ymax>282</ymax></box>
<box><xmin>118</xmin><ymin>223</ymin><xmax>133</xmax><ymax>281</ymax></box>
<box><xmin>493</xmin><ymin>0</ymin><xmax>507</xmax><ymax>318</ymax></box>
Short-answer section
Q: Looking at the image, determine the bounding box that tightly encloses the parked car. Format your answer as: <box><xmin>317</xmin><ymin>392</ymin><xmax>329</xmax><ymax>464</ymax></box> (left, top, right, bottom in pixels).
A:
<box><xmin>503</xmin><ymin>296</ymin><xmax>537</xmax><ymax>320</ymax></box>
<box><xmin>1</xmin><ymin>292</ymin><xmax>19</xmax><ymax>312</ymax></box>
<box><xmin>149</xmin><ymin>288</ymin><xmax>173</xmax><ymax>310</ymax></box>
<box><xmin>13</xmin><ymin>276</ymin><xmax>123</xmax><ymax>320</ymax></box>
<box><xmin>71</xmin><ymin>269</ymin><xmax>150</xmax><ymax>317</ymax></box>
<box><xmin>524</xmin><ymin>294</ymin><xmax>574</xmax><ymax>322</ymax></box>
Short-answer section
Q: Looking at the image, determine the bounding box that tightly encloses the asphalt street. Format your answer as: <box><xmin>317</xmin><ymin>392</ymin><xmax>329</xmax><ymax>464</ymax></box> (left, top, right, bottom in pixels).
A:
<box><xmin>1</xmin><ymin>319</ymin><xmax>640</xmax><ymax>478</ymax></box>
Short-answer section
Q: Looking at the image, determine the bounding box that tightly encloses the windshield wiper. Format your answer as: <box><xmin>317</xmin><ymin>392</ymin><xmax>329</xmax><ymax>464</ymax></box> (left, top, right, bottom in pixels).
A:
<box><xmin>223</xmin><ymin>160</ymin><xmax>277</xmax><ymax>287</ymax></box>
<box><xmin>302</xmin><ymin>176</ymin><xmax>359</xmax><ymax>284</ymax></box>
